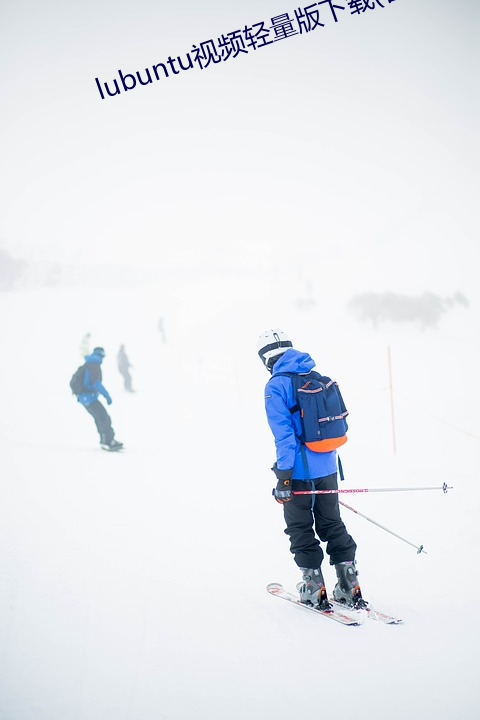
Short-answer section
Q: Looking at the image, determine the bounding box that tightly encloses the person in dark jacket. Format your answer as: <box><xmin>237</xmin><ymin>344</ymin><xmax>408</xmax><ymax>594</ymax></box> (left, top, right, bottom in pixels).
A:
<box><xmin>77</xmin><ymin>347</ymin><xmax>123</xmax><ymax>451</ymax></box>
<box><xmin>117</xmin><ymin>344</ymin><xmax>134</xmax><ymax>392</ymax></box>
<box><xmin>258</xmin><ymin>328</ymin><xmax>366</xmax><ymax>610</ymax></box>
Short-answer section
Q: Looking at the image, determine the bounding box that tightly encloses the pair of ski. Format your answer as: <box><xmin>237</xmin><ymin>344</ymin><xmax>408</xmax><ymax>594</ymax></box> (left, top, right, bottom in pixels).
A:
<box><xmin>267</xmin><ymin>583</ymin><xmax>402</xmax><ymax>626</ymax></box>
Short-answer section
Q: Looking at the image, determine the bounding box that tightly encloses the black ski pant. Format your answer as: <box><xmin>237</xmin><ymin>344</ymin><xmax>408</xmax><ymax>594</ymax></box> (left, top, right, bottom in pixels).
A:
<box><xmin>283</xmin><ymin>473</ymin><xmax>356</xmax><ymax>570</ymax></box>
<box><xmin>83</xmin><ymin>400</ymin><xmax>114</xmax><ymax>444</ymax></box>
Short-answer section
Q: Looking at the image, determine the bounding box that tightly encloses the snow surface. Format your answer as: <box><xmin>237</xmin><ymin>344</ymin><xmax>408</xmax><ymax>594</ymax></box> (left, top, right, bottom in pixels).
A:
<box><xmin>1</xmin><ymin>277</ymin><xmax>478</xmax><ymax>720</ymax></box>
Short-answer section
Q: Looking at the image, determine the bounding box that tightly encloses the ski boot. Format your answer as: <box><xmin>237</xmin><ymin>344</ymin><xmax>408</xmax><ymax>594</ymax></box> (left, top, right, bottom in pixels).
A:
<box><xmin>297</xmin><ymin>568</ymin><xmax>332</xmax><ymax>611</ymax></box>
<box><xmin>333</xmin><ymin>561</ymin><xmax>368</xmax><ymax>609</ymax></box>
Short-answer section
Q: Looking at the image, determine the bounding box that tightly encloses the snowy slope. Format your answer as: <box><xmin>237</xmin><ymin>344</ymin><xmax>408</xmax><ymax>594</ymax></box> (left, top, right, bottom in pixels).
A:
<box><xmin>0</xmin><ymin>277</ymin><xmax>478</xmax><ymax>720</ymax></box>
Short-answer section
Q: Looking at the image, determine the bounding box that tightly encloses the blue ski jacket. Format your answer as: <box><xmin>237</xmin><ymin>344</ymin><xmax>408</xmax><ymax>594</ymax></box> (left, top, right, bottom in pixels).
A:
<box><xmin>77</xmin><ymin>351</ymin><xmax>112</xmax><ymax>407</ymax></box>
<box><xmin>264</xmin><ymin>348</ymin><xmax>337</xmax><ymax>480</ymax></box>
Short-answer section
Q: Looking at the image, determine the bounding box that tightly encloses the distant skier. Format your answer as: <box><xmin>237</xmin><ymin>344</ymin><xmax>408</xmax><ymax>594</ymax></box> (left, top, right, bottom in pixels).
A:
<box><xmin>80</xmin><ymin>332</ymin><xmax>91</xmax><ymax>358</ymax></box>
<box><xmin>158</xmin><ymin>316</ymin><xmax>166</xmax><ymax>343</ymax></box>
<box><xmin>71</xmin><ymin>346</ymin><xmax>123</xmax><ymax>451</ymax></box>
<box><xmin>257</xmin><ymin>328</ymin><xmax>366</xmax><ymax>610</ymax></box>
<box><xmin>117</xmin><ymin>344</ymin><xmax>134</xmax><ymax>392</ymax></box>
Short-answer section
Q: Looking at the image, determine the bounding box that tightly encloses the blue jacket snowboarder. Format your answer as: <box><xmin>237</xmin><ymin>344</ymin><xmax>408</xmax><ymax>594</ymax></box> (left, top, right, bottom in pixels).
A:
<box><xmin>258</xmin><ymin>328</ymin><xmax>366</xmax><ymax>610</ymax></box>
<box><xmin>75</xmin><ymin>347</ymin><xmax>123</xmax><ymax>451</ymax></box>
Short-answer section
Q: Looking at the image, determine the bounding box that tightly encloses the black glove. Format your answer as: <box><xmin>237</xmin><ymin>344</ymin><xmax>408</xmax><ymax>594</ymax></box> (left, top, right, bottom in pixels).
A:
<box><xmin>271</xmin><ymin>464</ymin><xmax>293</xmax><ymax>504</ymax></box>
<box><xmin>271</xmin><ymin>463</ymin><xmax>293</xmax><ymax>481</ymax></box>
<box><xmin>273</xmin><ymin>478</ymin><xmax>293</xmax><ymax>504</ymax></box>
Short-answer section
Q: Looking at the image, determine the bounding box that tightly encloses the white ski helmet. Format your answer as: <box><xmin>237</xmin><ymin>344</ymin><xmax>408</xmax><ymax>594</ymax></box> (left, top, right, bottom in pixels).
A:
<box><xmin>257</xmin><ymin>329</ymin><xmax>293</xmax><ymax>370</ymax></box>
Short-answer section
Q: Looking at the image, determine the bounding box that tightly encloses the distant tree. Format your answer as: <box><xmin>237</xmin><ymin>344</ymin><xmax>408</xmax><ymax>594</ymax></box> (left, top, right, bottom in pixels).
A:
<box><xmin>0</xmin><ymin>248</ymin><xmax>27</xmax><ymax>291</ymax></box>
<box><xmin>348</xmin><ymin>291</ymin><xmax>469</xmax><ymax>330</ymax></box>
<box><xmin>448</xmin><ymin>291</ymin><xmax>469</xmax><ymax>309</ymax></box>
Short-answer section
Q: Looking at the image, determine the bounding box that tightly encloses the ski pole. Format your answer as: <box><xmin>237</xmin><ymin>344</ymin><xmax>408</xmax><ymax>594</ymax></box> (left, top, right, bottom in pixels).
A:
<box><xmin>292</xmin><ymin>482</ymin><xmax>452</xmax><ymax>496</ymax></box>
<box><xmin>338</xmin><ymin>499</ymin><xmax>427</xmax><ymax>554</ymax></box>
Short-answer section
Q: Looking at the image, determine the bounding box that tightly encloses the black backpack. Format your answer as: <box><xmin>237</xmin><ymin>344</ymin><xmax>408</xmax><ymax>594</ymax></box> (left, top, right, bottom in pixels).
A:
<box><xmin>70</xmin><ymin>364</ymin><xmax>87</xmax><ymax>395</ymax></box>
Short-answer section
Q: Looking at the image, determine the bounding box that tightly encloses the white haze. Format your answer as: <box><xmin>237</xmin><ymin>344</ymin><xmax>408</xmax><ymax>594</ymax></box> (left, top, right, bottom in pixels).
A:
<box><xmin>1</xmin><ymin>0</ymin><xmax>478</xmax><ymax>294</ymax></box>
<box><xmin>0</xmin><ymin>279</ymin><xmax>479</xmax><ymax>720</ymax></box>
<box><xmin>1</xmin><ymin>0</ymin><xmax>479</xmax><ymax>718</ymax></box>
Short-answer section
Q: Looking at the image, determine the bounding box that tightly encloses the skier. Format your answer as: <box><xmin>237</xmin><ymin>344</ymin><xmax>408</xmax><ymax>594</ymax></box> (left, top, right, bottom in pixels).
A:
<box><xmin>75</xmin><ymin>346</ymin><xmax>123</xmax><ymax>451</ymax></box>
<box><xmin>158</xmin><ymin>316</ymin><xmax>166</xmax><ymax>343</ymax></box>
<box><xmin>117</xmin><ymin>344</ymin><xmax>134</xmax><ymax>392</ymax></box>
<box><xmin>258</xmin><ymin>329</ymin><xmax>366</xmax><ymax>610</ymax></box>
<box><xmin>80</xmin><ymin>332</ymin><xmax>91</xmax><ymax>358</ymax></box>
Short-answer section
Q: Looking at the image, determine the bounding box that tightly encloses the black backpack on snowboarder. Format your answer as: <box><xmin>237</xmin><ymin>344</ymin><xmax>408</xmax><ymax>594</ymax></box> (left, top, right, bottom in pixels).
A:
<box><xmin>70</xmin><ymin>364</ymin><xmax>87</xmax><ymax>395</ymax></box>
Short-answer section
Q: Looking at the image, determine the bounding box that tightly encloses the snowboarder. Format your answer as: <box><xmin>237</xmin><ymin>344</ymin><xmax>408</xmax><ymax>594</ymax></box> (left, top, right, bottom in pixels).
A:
<box><xmin>258</xmin><ymin>328</ymin><xmax>366</xmax><ymax>610</ymax></box>
<box><xmin>74</xmin><ymin>346</ymin><xmax>123</xmax><ymax>451</ymax></box>
<box><xmin>117</xmin><ymin>344</ymin><xmax>134</xmax><ymax>392</ymax></box>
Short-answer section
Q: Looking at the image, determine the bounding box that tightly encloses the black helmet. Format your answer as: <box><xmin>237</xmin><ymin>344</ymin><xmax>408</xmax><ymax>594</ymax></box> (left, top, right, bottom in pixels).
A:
<box><xmin>93</xmin><ymin>346</ymin><xmax>106</xmax><ymax>358</ymax></box>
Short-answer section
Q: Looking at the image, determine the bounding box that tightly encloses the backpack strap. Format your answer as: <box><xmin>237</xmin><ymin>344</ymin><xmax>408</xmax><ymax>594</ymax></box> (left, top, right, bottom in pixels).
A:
<box><xmin>299</xmin><ymin>443</ymin><xmax>310</xmax><ymax>480</ymax></box>
<box><xmin>273</xmin><ymin>371</ymin><xmax>311</xmax><ymax>415</ymax></box>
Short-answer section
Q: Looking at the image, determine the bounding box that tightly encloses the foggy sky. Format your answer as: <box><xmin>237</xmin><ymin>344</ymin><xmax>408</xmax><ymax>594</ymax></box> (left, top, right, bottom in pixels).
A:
<box><xmin>1</xmin><ymin>0</ymin><xmax>478</xmax><ymax>295</ymax></box>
